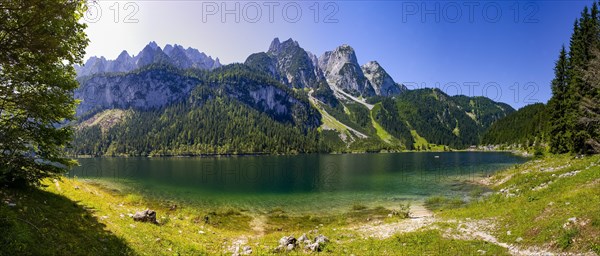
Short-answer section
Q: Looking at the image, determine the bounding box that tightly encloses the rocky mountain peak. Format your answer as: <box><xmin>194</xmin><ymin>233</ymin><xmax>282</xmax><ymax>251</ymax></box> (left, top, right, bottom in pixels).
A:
<box><xmin>318</xmin><ymin>44</ymin><xmax>373</xmax><ymax>96</ymax></box>
<box><xmin>361</xmin><ymin>61</ymin><xmax>405</xmax><ymax>96</ymax></box>
<box><xmin>213</xmin><ymin>58</ymin><xmax>221</xmax><ymax>69</ymax></box>
<box><xmin>147</xmin><ymin>41</ymin><xmax>159</xmax><ymax>50</ymax></box>
<box><xmin>268</xmin><ymin>38</ymin><xmax>300</xmax><ymax>55</ymax></box>
<box><xmin>116</xmin><ymin>50</ymin><xmax>131</xmax><ymax>61</ymax></box>
<box><xmin>75</xmin><ymin>42</ymin><xmax>221</xmax><ymax>77</ymax></box>
<box><xmin>246</xmin><ymin>37</ymin><xmax>322</xmax><ymax>89</ymax></box>
<box><xmin>135</xmin><ymin>43</ymin><xmax>168</xmax><ymax>67</ymax></box>
<box><xmin>268</xmin><ymin>37</ymin><xmax>281</xmax><ymax>52</ymax></box>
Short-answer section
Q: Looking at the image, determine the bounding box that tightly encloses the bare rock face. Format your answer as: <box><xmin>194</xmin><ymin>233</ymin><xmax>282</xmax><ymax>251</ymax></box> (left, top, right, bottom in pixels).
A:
<box><xmin>318</xmin><ymin>45</ymin><xmax>374</xmax><ymax>97</ymax></box>
<box><xmin>361</xmin><ymin>61</ymin><xmax>406</xmax><ymax>96</ymax></box>
<box><xmin>245</xmin><ymin>38</ymin><xmax>323</xmax><ymax>89</ymax></box>
<box><xmin>247</xmin><ymin>38</ymin><xmax>407</xmax><ymax>100</ymax></box>
<box><xmin>74</xmin><ymin>68</ymin><xmax>200</xmax><ymax>116</ymax></box>
<box><xmin>132</xmin><ymin>209</ymin><xmax>157</xmax><ymax>224</ymax></box>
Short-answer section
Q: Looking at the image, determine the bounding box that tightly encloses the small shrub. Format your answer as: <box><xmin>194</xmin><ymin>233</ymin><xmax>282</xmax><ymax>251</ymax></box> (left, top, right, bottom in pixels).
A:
<box><xmin>397</xmin><ymin>202</ymin><xmax>411</xmax><ymax>218</ymax></box>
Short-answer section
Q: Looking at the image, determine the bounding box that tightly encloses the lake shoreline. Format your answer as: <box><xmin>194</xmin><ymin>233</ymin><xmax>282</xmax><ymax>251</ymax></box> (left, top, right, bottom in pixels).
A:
<box><xmin>69</xmin><ymin>149</ymin><xmax>528</xmax><ymax>159</ymax></box>
<box><xmin>67</xmin><ymin>152</ymin><xmax>526</xmax><ymax>216</ymax></box>
<box><xmin>4</xmin><ymin>154</ymin><xmax>597</xmax><ymax>255</ymax></box>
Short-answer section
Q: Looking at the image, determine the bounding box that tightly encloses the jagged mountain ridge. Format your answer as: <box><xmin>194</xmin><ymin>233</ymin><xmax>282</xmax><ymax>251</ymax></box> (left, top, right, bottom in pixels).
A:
<box><xmin>75</xmin><ymin>42</ymin><xmax>221</xmax><ymax>77</ymax></box>
<box><xmin>245</xmin><ymin>38</ymin><xmax>323</xmax><ymax>89</ymax></box>
<box><xmin>71</xmin><ymin>38</ymin><xmax>516</xmax><ymax>154</ymax></box>
<box><xmin>361</xmin><ymin>61</ymin><xmax>407</xmax><ymax>96</ymax></box>
<box><xmin>71</xmin><ymin>64</ymin><xmax>322</xmax><ymax>156</ymax></box>
<box><xmin>318</xmin><ymin>44</ymin><xmax>374</xmax><ymax>96</ymax></box>
<box><xmin>245</xmin><ymin>38</ymin><xmax>405</xmax><ymax>98</ymax></box>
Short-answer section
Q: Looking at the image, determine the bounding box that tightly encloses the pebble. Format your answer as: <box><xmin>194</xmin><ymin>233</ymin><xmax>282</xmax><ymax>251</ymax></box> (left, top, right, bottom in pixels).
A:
<box><xmin>286</xmin><ymin>244</ymin><xmax>294</xmax><ymax>251</ymax></box>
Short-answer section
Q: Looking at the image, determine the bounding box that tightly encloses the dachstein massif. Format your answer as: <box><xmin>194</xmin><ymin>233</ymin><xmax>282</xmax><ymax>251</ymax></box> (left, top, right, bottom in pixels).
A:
<box><xmin>71</xmin><ymin>38</ymin><xmax>515</xmax><ymax>156</ymax></box>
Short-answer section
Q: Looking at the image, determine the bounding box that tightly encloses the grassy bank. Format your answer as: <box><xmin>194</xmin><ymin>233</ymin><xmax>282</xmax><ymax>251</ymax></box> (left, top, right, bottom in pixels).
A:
<box><xmin>1</xmin><ymin>154</ymin><xmax>598</xmax><ymax>255</ymax></box>
<box><xmin>436</xmin><ymin>154</ymin><xmax>600</xmax><ymax>254</ymax></box>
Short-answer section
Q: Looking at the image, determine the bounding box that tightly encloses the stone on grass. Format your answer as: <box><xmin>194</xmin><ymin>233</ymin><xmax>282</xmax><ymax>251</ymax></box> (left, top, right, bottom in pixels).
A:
<box><xmin>286</xmin><ymin>244</ymin><xmax>295</xmax><ymax>251</ymax></box>
<box><xmin>241</xmin><ymin>245</ymin><xmax>252</xmax><ymax>255</ymax></box>
<box><xmin>132</xmin><ymin>209</ymin><xmax>158</xmax><ymax>224</ymax></box>
<box><xmin>275</xmin><ymin>235</ymin><xmax>297</xmax><ymax>252</ymax></box>
<box><xmin>279</xmin><ymin>236</ymin><xmax>296</xmax><ymax>247</ymax></box>
<box><xmin>298</xmin><ymin>233</ymin><xmax>310</xmax><ymax>244</ymax></box>
<box><xmin>307</xmin><ymin>234</ymin><xmax>329</xmax><ymax>252</ymax></box>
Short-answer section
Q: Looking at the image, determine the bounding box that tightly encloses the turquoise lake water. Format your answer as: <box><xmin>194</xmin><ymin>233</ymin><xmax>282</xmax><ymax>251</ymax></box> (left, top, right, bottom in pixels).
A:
<box><xmin>69</xmin><ymin>152</ymin><xmax>526</xmax><ymax>213</ymax></box>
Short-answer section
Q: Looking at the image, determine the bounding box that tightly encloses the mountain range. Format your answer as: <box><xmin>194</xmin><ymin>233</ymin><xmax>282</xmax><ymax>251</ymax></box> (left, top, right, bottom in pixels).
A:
<box><xmin>244</xmin><ymin>38</ymin><xmax>406</xmax><ymax>97</ymax></box>
<box><xmin>70</xmin><ymin>38</ymin><xmax>515</xmax><ymax>156</ymax></box>
<box><xmin>75</xmin><ymin>41</ymin><xmax>221</xmax><ymax>77</ymax></box>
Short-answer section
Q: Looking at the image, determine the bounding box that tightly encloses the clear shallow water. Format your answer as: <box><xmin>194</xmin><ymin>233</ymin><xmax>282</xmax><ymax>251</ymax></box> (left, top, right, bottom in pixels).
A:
<box><xmin>69</xmin><ymin>152</ymin><xmax>526</xmax><ymax>212</ymax></box>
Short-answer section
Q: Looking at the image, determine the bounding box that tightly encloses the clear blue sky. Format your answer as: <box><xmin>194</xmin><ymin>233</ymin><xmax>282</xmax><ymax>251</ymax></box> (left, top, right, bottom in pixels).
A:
<box><xmin>84</xmin><ymin>1</ymin><xmax>592</xmax><ymax>109</ymax></box>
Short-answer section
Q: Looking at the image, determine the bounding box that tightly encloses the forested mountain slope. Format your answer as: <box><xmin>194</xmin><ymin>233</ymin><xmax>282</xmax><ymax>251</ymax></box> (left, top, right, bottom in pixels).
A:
<box><xmin>71</xmin><ymin>40</ymin><xmax>516</xmax><ymax>155</ymax></box>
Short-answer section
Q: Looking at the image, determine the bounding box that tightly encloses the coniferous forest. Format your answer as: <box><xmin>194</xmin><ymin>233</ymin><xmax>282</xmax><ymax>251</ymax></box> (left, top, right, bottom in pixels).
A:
<box><xmin>486</xmin><ymin>3</ymin><xmax>600</xmax><ymax>154</ymax></box>
<box><xmin>548</xmin><ymin>4</ymin><xmax>600</xmax><ymax>154</ymax></box>
<box><xmin>64</xmin><ymin>3</ymin><xmax>600</xmax><ymax>157</ymax></box>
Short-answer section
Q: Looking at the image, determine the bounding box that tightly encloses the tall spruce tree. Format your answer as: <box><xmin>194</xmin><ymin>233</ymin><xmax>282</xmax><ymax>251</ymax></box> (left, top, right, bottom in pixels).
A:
<box><xmin>581</xmin><ymin>48</ymin><xmax>600</xmax><ymax>153</ymax></box>
<box><xmin>549</xmin><ymin>1</ymin><xmax>600</xmax><ymax>154</ymax></box>
<box><xmin>579</xmin><ymin>2</ymin><xmax>600</xmax><ymax>153</ymax></box>
<box><xmin>548</xmin><ymin>46</ymin><xmax>570</xmax><ymax>153</ymax></box>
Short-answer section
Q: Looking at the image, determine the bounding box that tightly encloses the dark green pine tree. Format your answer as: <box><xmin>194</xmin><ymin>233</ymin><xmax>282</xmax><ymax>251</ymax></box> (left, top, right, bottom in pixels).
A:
<box><xmin>566</xmin><ymin>17</ymin><xmax>586</xmax><ymax>153</ymax></box>
<box><xmin>548</xmin><ymin>46</ymin><xmax>570</xmax><ymax>153</ymax></box>
<box><xmin>572</xmin><ymin>5</ymin><xmax>599</xmax><ymax>153</ymax></box>
<box><xmin>552</xmin><ymin>19</ymin><xmax>582</xmax><ymax>153</ymax></box>
<box><xmin>578</xmin><ymin>2</ymin><xmax>600</xmax><ymax>153</ymax></box>
<box><xmin>581</xmin><ymin>47</ymin><xmax>600</xmax><ymax>153</ymax></box>
<box><xmin>549</xmin><ymin>2</ymin><xmax>600</xmax><ymax>154</ymax></box>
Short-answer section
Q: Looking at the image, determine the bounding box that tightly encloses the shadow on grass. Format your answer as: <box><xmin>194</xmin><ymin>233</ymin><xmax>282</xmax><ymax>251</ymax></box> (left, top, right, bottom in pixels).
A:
<box><xmin>0</xmin><ymin>187</ymin><xmax>133</xmax><ymax>255</ymax></box>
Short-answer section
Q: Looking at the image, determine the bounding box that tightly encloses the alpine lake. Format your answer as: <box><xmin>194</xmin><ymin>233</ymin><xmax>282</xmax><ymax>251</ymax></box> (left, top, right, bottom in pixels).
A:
<box><xmin>69</xmin><ymin>152</ymin><xmax>526</xmax><ymax>214</ymax></box>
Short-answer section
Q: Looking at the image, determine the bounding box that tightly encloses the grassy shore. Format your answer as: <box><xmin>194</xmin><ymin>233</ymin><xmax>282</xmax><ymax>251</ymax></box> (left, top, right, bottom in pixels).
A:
<box><xmin>1</xmin><ymin>154</ymin><xmax>598</xmax><ymax>255</ymax></box>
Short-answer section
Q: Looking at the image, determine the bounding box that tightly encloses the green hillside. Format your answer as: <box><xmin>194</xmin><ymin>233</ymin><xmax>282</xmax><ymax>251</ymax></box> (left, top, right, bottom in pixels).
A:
<box><xmin>481</xmin><ymin>103</ymin><xmax>549</xmax><ymax>147</ymax></box>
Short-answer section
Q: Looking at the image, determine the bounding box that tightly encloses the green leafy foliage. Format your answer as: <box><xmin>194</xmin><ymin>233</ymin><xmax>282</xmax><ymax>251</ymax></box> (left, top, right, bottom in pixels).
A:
<box><xmin>0</xmin><ymin>0</ymin><xmax>88</xmax><ymax>186</ymax></box>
